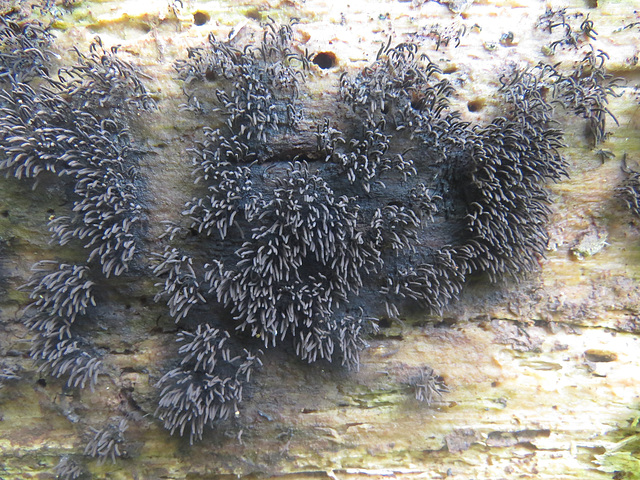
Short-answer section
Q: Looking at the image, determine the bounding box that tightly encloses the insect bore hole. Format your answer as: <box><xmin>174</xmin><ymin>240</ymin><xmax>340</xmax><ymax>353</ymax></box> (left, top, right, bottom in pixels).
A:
<box><xmin>313</xmin><ymin>51</ymin><xmax>337</xmax><ymax>69</ymax></box>
<box><xmin>467</xmin><ymin>99</ymin><xmax>485</xmax><ymax>113</ymax></box>
<box><xmin>193</xmin><ymin>11</ymin><xmax>210</xmax><ymax>26</ymax></box>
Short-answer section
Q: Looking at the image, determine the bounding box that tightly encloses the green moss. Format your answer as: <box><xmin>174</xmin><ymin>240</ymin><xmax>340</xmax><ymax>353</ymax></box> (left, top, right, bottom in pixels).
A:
<box><xmin>595</xmin><ymin>413</ymin><xmax>640</xmax><ymax>479</ymax></box>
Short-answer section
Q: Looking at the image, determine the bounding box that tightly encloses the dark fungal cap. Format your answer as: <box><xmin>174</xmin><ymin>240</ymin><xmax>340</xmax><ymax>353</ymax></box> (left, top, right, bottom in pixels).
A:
<box><xmin>150</xmin><ymin>21</ymin><xmax>582</xmax><ymax>442</ymax></box>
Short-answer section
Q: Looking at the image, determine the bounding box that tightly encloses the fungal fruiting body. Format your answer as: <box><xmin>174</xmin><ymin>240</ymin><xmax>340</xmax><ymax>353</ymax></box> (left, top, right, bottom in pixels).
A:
<box><xmin>84</xmin><ymin>417</ymin><xmax>129</xmax><ymax>464</ymax></box>
<box><xmin>1</xmin><ymin>36</ymin><xmax>152</xmax><ymax>390</ymax></box>
<box><xmin>0</xmin><ymin>9</ymin><xmax>622</xmax><ymax>458</ymax></box>
<box><xmin>617</xmin><ymin>155</ymin><xmax>640</xmax><ymax>217</ymax></box>
<box><xmin>154</xmin><ymin>325</ymin><xmax>262</xmax><ymax>443</ymax></box>
<box><xmin>149</xmin><ymin>21</ymin><xmax>606</xmax><ymax>441</ymax></box>
<box><xmin>0</xmin><ymin>16</ymin><xmax>52</xmax><ymax>83</ymax></box>
<box><xmin>0</xmin><ymin>25</ymin><xmax>153</xmax><ymax>463</ymax></box>
<box><xmin>411</xmin><ymin>366</ymin><xmax>450</xmax><ymax>404</ymax></box>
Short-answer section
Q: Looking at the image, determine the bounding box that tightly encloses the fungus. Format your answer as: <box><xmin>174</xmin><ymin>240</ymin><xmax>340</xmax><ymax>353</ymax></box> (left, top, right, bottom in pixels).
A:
<box><xmin>19</xmin><ymin>261</ymin><xmax>102</xmax><ymax>391</ymax></box>
<box><xmin>29</xmin><ymin>333</ymin><xmax>103</xmax><ymax>391</ymax></box>
<box><xmin>0</xmin><ymin>39</ymin><xmax>152</xmax><ymax>276</ymax></box>
<box><xmin>536</xmin><ymin>8</ymin><xmax>598</xmax><ymax>51</ymax></box>
<box><xmin>54</xmin><ymin>455</ymin><xmax>85</xmax><ymax>480</ymax></box>
<box><xmin>23</xmin><ymin>261</ymin><xmax>95</xmax><ymax>326</ymax></box>
<box><xmin>152</xmin><ymin>248</ymin><xmax>206</xmax><ymax>322</ymax></box>
<box><xmin>423</xmin><ymin>23</ymin><xmax>467</xmax><ymax>50</ymax></box>
<box><xmin>0</xmin><ymin>362</ymin><xmax>20</xmax><ymax>388</ymax></box>
<box><xmin>533</xmin><ymin>13</ymin><xmax>621</xmax><ymax>145</ymax></box>
<box><xmin>153</xmin><ymin>23</ymin><xmax>582</xmax><ymax>442</ymax></box>
<box><xmin>617</xmin><ymin>155</ymin><xmax>640</xmax><ymax>217</ymax></box>
<box><xmin>154</xmin><ymin>325</ymin><xmax>262</xmax><ymax>444</ymax></box>
<box><xmin>410</xmin><ymin>366</ymin><xmax>449</xmax><ymax>404</ymax></box>
<box><xmin>552</xmin><ymin>48</ymin><xmax>622</xmax><ymax>145</ymax></box>
<box><xmin>0</xmin><ymin>10</ymin><xmax>617</xmax><ymax>461</ymax></box>
<box><xmin>0</xmin><ymin>16</ymin><xmax>52</xmax><ymax>84</ymax></box>
<box><xmin>0</xmin><ymin>38</ymin><xmax>152</xmax><ymax>396</ymax></box>
<box><xmin>84</xmin><ymin>417</ymin><xmax>129</xmax><ymax>464</ymax></box>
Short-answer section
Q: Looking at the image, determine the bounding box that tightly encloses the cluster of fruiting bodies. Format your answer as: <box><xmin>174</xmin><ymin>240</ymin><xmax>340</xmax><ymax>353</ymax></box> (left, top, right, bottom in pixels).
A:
<box><xmin>0</xmin><ymin>11</ymin><xmax>626</xmax><ymax>464</ymax></box>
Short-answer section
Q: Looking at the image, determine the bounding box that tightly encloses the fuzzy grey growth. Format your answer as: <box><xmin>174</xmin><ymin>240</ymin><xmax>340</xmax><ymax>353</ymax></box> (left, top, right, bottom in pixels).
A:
<box><xmin>154</xmin><ymin>325</ymin><xmax>262</xmax><ymax>444</ymax></box>
<box><xmin>550</xmin><ymin>48</ymin><xmax>622</xmax><ymax>145</ymax></box>
<box><xmin>84</xmin><ymin>417</ymin><xmax>129</xmax><ymax>464</ymax></box>
<box><xmin>410</xmin><ymin>366</ymin><xmax>449</xmax><ymax>405</ymax></box>
<box><xmin>0</xmin><ymin>39</ymin><xmax>152</xmax><ymax>276</ymax></box>
<box><xmin>153</xmin><ymin>248</ymin><xmax>206</xmax><ymax>322</ymax></box>
<box><xmin>24</xmin><ymin>262</ymin><xmax>95</xmax><ymax>324</ymax></box>
<box><xmin>21</xmin><ymin>262</ymin><xmax>102</xmax><ymax>390</ymax></box>
<box><xmin>0</xmin><ymin>38</ymin><xmax>153</xmax><ymax>392</ymax></box>
<box><xmin>153</xmin><ymin>20</ymin><xmax>585</xmax><ymax>442</ymax></box>
<box><xmin>536</xmin><ymin>9</ymin><xmax>622</xmax><ymax>145</ymax></box>
<box><xmin>0</xmin><ymin>30</ymin><xmax>155</xmax><ymax>468</ymax></box>
<box><xmin>0</xmin><ymin>10</ymin><xmax>617</xmax><ymax>454</ymax></box>
<box><xmin>617</xmin><ymin>155</ymin><xmax>640</xmax><ymax>217</ymax></box>
<box><xmin>54</xmin><ymin>455</ymin><xmax>85</xmax><ymax>480</ymax></box>
<box><xmin>0</xmin><ymin>16</ymin><xmax>52</xmax><ymax>83</ymax></box>
<box><xmin>536</xmin><ymin>7</ymin><xmax>598</xmax><ymax>51</ymax></box>
<box><xmin>0</xmin><ymin>361</ymin><xmax>20</xmax><ymax>389</ymax></box>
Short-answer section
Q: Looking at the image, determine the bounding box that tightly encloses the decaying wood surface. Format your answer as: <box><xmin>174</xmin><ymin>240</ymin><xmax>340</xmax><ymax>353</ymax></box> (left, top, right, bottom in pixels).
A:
<box><xmin>1</xmin><ymin>0</ymin><xmax>639</xmax><ymax>479</ymax></box>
